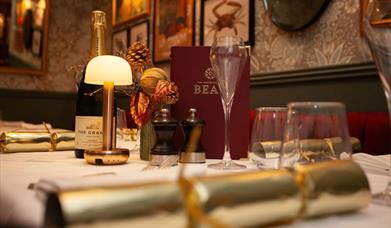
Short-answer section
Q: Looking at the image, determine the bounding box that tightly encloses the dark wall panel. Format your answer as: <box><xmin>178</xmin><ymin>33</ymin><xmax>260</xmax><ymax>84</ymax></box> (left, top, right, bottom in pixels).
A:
<box><xmin>250</xmin><ymin>62</ymin><xmax>388</xmax><ymax>112</ymax></box>
<box><xmin>0</xmin><ymin>90</ymin><xmax>130</xmax><ymax>130</ymax></box>
<box><xmin>251</xmin><ymin>76</ymin><xmax>387</xmax><ymax>112</ymax></box>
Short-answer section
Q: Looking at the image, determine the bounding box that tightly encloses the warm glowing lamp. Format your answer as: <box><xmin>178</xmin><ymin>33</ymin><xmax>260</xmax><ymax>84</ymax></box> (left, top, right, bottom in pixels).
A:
<box><xmin>84</xmin><ymin>55</ymin><xmax>132</xmax><ymax>165</ymax></box>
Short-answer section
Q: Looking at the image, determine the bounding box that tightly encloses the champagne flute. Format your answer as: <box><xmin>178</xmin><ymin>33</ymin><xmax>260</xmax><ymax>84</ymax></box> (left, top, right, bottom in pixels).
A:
<box><xmin>363</xmin><ymin>0</ymin><xmax>391</xmax><ymax>206</ymax></box>
<box><xmin>208</xmin><ymin>36</ymin><xmax>248</xmax><ymax>170</ymax></box>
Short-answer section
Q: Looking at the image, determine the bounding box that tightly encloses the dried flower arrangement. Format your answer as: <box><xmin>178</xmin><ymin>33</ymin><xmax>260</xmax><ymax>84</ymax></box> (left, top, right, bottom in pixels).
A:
<box><xmin>122</xmin><ymin>42</ymin><xmax>179</xmax><ymax>127</ymax></box>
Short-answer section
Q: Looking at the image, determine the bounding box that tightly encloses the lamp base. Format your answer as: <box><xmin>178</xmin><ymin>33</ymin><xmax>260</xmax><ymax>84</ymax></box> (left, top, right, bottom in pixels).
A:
<box><xmin>84</xmin><ymin>148</ymin><xmax>129</xmax><ymax>165</ymax></box>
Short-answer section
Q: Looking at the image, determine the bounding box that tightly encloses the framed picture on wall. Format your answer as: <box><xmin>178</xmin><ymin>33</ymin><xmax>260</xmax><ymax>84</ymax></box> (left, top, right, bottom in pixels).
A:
<box><xmin>112</xmin><ymin>29</ymin><xmax>128</xmax><ymax>55</ymax></box>
<box><xmin>200</xmin><ymin>0</ymin><xmax>254</xmax><ymax>46</ymax></box>
<box><xmin>153</xmin><ymin>0</ymin><xmax>195</xmax><ymax>63</ymax></box>
<box><xmin>112</xmin><ymin>0</ymin><xmax>150</xmax><ymax>27</ymax></box>
<box><xmin>129</xmin><ymin>20</ymin><xmax>149</xmax><ymax>47</ymax></box>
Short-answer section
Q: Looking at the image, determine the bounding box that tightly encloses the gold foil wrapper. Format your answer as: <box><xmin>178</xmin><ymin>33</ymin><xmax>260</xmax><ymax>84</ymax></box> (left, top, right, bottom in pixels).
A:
<box><xmin>295</xmin><ymin>160</ymin><xmax>371</xmax><ymax>218</ymax></box>
<box><xmin>0</xmin><ymin>131</ymin><xmax>74</xmax><ymax>152</ymax></box>
<box><xmin>52</xmin><ymin>132</ymin><xmax>75</xmax><ymax>151</ymax></box>
<box><xmin>257</xmin><ymin>137</ymin><xmax>361</xmax><ymax>155</ymax></box>
<box><xmin>44</xmin><ymin>181</ymin><xmax>186</xmax><ymax>228</ymax></box>
<box><xmin>44</xmin><ymin>160</ymin><xmax>370</xmax><ymax>227</ymax></box>
<box><xmin>185</xmin><ymin>170</ymin><xmax>301</xmax><ymax>227</ymax></box>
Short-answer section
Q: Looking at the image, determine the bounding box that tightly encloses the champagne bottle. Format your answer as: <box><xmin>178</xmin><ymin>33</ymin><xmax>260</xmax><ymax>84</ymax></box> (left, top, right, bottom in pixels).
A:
<box><xmin>74</xmin><ymin>11</ymin><xmax>108</xmax><ymax>158</ymax></box>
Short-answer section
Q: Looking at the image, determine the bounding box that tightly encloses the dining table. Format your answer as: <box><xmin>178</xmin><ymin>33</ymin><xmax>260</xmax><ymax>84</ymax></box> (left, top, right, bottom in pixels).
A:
<box><xmin>1</xmin><ymin>150</ymin><xmax>390</xmax><ymax>228</ymax></box>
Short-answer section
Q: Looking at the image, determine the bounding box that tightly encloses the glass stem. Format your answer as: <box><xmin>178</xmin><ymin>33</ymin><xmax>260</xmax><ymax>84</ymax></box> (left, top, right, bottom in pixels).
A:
<box><xmin>385</xmin><ymin>96</ymin><xmax>391</xmax><ymax>198</ymax></box>
<box><xmin>222</xmin><ymin>101</ymin><xmax>233</xmax><ymax>163</ymax></box>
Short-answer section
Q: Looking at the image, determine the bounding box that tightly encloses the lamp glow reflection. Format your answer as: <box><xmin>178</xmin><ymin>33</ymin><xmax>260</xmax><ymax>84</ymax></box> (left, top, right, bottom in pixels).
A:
<box><xmin>84</xmin><ymin>55</ymin><xmax>132</xmax><ymax>165</ymax></box>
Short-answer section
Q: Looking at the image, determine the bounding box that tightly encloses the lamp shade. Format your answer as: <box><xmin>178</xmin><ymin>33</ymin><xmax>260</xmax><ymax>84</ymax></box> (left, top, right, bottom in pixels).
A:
<box><xmin>85</xmin><ymin>55</ymin><xmax>132</xmax><ymax>86</ymax></box>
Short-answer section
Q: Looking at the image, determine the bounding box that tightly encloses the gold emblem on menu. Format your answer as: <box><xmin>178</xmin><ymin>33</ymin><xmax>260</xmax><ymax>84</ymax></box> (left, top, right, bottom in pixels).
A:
<box><xmin>204</xmin><ymin>67</ymin><xmax>215</xmax><ymax>80</ymax></box>
<box><xmin>193</xmin><ymin>67</ymin><xmax>219</xmax><ymax>95</ymax></box>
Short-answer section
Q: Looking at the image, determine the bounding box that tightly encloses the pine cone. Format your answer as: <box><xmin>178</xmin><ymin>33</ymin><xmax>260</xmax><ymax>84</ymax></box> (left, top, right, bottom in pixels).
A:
<box><xmin>126</xmin><ymin>42</ymin><xmax>151</xmax><ymax>72</ymax></box>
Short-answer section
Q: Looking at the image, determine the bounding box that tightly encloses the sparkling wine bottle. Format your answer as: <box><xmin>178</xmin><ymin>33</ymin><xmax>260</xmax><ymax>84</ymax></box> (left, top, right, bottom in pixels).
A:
<box><xmin>74</xmin><ymin>11</ymin><xmax>108</xmax><ymax>159</ymax></box>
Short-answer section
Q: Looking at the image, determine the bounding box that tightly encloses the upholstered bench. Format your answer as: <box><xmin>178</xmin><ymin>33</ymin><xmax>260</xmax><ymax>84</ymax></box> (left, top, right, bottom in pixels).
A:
<box><xmin>347</xmin><ymin>112</ymin><xmax>390</xmax><ymax>155</ymax></box>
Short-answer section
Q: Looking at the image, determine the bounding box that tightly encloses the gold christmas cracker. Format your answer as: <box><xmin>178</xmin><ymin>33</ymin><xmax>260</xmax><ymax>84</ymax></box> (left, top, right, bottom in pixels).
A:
<box><xmin>0</xmin><ymin>131</ymin><xmax>75</xmax><ymax>152</ymax></box>
<box><xmin>256</xmin><ymin>137</ymin><xmax>361</xmax><ymax>155</ymax></box>
<box><xmin>44</xmin><ymin>160</ymin><xmax>370</xmax><ymax>227</ymax></box>
<box><xmin>44</xmin><ymin>181</ymin><xmax>186</xmax><ymax>228</ymax></box>
<box><xmin>52</xmin><ymin>132</ymin><xmax>75</xmax><ymax>151</ymax></box>
<box><xmin>295</xmin><ymin>160</ymin><xmax>371</xmax><ymax>218</ymax></box>
<box><xmin>182</xmin><ymin>169</ymin><xmax>302</xmax><ymax>227</ymax></box>
<box><xmin>184</xmin><ymin>160</ymin><xmax>370</xmax><ymax>227</ymax></box>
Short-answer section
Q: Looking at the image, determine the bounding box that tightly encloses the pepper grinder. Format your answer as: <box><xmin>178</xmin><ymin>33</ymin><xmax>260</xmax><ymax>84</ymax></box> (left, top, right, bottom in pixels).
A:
<box><xmin>150</xmin><ymin>108</ymin><xmax>178</xmax><ymax>166</ymax></box>
<box><xmin>179</xmin><ymin>108</ymin><xmax>206</xmax><ymax>163</ymax></box>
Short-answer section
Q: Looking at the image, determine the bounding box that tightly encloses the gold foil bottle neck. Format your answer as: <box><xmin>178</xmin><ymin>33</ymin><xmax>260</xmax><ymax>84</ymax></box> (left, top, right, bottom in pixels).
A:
<box><xmin>90</xmin><ymin>10</ymin><xmax>106</xmax><ymax>28</ymax></box>
<box><xmin>89</xmin><ymin>10</ymin><xmax>107</xmax><ymax>59</ymax></box>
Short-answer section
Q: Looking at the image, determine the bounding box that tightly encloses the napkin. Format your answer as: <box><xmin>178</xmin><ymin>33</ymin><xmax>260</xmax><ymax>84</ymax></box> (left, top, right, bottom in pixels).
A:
<box><xmin>353</xmin><ymin>153</ymin><xmax>390</xmax><ymax>176</ymax></box>
<box><xmin>0</xmin><ymin>120</ymin><xmax>53</xmax><ymax>132</ymax></box>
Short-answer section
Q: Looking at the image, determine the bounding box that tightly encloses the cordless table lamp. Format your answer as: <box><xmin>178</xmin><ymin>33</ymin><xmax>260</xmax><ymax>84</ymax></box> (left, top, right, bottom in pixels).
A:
<box><xmin>84</xmin><ymin>55</ymin><xmax>132</xmax><ymax>165</ymax></box>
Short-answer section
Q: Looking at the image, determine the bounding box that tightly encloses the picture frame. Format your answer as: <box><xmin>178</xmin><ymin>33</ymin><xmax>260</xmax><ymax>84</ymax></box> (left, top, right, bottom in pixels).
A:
<box><xmin>360</xmin><ymin>0</ymin><xmax>369</xmax><ymax>36</ymax></box>
<box><xmin>112</xmin><ymin>29</ymin><xmax>128</xmax><ymax>55</ymax></box>
<box><xmin>200</xmin><ymin>0</ymin><xmax>255</xmax><ymax>46</ymax></box>
<box><xmin>129</xmin><ymin>20</ymin><xmax>149</xmax><ymax>47</ymax></box>
<box><xmin>31</xmin><ymin>30</ymin><xmax>42</xmax><ymax>56</ymax></box>
<box><xmin>153</xmin><ymin>0</ymin><xmax>195</xmax><ymax>63</ymax></box>
<box><xmin>112</xmin><ymin>0</ymin><xmax>150</xmax><ymax>27</ymax></box>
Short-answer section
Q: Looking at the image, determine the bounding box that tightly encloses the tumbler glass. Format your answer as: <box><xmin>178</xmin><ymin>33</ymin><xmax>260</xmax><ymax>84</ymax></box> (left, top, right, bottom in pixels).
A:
<box><xmin>279</xmin><ymin>102</ymin><xmax>352</xmax><ymax>168</ymax></box>
<box><xmin>249</xmin><ymin>107</ymin><xmax>287</xmax><ymax>170</ymax></box>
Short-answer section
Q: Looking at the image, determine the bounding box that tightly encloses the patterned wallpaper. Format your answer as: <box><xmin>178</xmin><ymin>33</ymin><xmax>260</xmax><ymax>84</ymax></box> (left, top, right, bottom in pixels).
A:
<box><xmin>251</xmin><ymin>0</ymin><xmax>371</xmax><ymax>74</ymax></box>
<box><xmin>0</xmin><ymin>0</ymin><xmax>371</xmax><ymax>92</ymax></box>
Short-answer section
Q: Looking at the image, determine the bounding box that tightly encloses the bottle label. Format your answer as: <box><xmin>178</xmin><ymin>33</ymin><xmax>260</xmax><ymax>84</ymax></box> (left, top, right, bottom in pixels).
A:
<box><xmin>75</xmin><ymin>116</ymin><xmax>103</xmax><ymax>149</ymax></box>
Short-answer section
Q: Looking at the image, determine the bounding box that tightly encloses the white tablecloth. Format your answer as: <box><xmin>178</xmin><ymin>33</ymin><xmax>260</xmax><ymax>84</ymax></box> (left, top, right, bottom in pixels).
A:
<box><xmin>1</xmin><ymin>151</ymin><xmax>390</xmax><ymax>227</ymax></box>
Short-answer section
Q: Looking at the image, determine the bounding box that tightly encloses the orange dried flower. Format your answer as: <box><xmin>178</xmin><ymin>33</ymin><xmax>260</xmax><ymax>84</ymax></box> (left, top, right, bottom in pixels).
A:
<box><xmin>130</xmin><ymin>91</ymin><xmax>152</xmax><ymax>127</ymax></box>
<box><xmin>153</xmin><ymin>80</ymin><xmax>179</xmax><ymax>105</ymax></box>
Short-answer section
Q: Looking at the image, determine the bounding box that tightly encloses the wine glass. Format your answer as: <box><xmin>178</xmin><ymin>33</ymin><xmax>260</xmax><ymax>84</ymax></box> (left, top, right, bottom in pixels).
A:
<box><xmin>363</xmin><ymin>0</ymin><xmax>391</xmax><ymax>206</ymax></box>
<box><xmin>249</xmin><ymin>107</ymin><xmax>287</xmax><ymax>170</ymax></box>
<box><xmin>279</xmin><ymin>102</ymin><xmax>352</xmax><ymax>168</ymax></box>
<box><xmin>208</xmin><ymin>36</ymin><xmax>248</xmax><ymax>170</ymax></box>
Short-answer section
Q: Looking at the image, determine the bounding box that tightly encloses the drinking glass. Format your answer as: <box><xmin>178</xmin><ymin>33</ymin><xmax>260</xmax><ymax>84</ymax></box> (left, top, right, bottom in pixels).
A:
<box><xmin>208</xmin><ymin>36</ymin><xmax>248</xmax><ymax>170</ymax></box>
<box><xmin>363</xmin><ymin>0</ymin><xmax>391</xmax><ymax>206</ymax></box>
<box><xmin>279</xmin><ymin>102</ymin><xmax>352</xmax><ymax>168</ymax></box>
<box><xmin>249</xmin><ymin>107</ymin><xmax>287</xmax><ymax>170</ymax></box>
<box><xmin>116</xmin><ymin>108</ymin><xmax>139</xmax><ymax>153</ymax></box>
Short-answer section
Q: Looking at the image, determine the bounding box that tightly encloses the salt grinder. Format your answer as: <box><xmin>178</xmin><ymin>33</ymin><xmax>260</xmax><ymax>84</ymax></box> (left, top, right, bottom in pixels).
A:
<box><xmin>150</xmin><ymin>108</ymin><xmax>178</xmax><ymax>166</ymax></box>
<box><xmin>179</xmin><ymin>108</ymin><xmax>206</xmax><ymax>163</ymax></box>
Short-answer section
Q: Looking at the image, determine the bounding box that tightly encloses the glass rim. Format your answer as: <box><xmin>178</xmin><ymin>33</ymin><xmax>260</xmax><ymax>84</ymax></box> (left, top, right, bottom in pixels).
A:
<box><xmin>255</xmin><ymin>107</ymin><xmax>287</xmax><ymax>112</ymax></box>
<box><xmin>214</xmin><ymin>35</ymin><xmax>244</xmax><ymax>42</ymax></box>
<box><xmin>287</xmin><ymin>102</ymin><xmax>345</xmax><ymax>108</ymax></box>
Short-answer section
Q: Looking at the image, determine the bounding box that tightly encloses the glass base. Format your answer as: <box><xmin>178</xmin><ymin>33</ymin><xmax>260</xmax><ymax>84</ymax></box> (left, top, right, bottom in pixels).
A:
<box><xmin>372</xmin><ymin>192</ymin><xmax>391</xmax><ymax>207</ymax></box>
<box><xmin>208</xmin><ymin>160</ymin><xmax>246</xmax><ymax>170</ymax></box>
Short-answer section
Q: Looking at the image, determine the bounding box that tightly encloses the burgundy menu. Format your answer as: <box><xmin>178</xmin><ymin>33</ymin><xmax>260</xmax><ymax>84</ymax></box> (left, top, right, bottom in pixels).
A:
<box><xmin>170</xmin><ymin>46</ymin><xmax>249</xmax><ymax>159</ymax></box>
